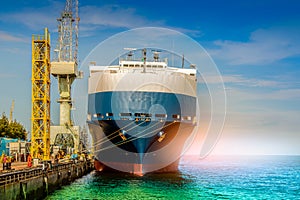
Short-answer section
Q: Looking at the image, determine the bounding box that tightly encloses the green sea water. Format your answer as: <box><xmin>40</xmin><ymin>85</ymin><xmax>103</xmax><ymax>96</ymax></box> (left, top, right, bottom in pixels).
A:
<box><xmin>45</xmin><ymin>156</ymin><xmax>300</xmax><ymax>199</ymax></box>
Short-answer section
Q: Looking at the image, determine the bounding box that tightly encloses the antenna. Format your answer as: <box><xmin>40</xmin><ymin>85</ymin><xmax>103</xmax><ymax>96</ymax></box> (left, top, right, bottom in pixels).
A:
<box><xmin>142</xmin><ymin>48</ymin><xmax>147</xmax><ymax>73</ymax></box>
<box><xmin>152</xmin><ymin>49</ymin><xmax>161</xmax><ymax>62</ymax></box>
<box><xmin>124</xmin><ymin>48</ymin><xmax>136</xmax><ymax>60</ymax></box>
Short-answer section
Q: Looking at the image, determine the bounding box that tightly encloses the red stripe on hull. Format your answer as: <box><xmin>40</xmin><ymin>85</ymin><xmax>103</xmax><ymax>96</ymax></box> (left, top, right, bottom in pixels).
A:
<box><xmin>94</xmin><ymin>159</ymin><xmax>179</xmax><ymax>176</ymax></box>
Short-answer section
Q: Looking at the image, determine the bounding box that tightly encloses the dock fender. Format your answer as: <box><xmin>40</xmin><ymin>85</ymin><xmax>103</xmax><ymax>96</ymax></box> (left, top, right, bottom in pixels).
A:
<box><xmin>68</xmin><ymin>170</ymin><xmax>72</xmax><ymax>181</ymax></box>
<box><xmin>43</xmin><ymin>175</ymin><xmax>48</xmax><ymax>195</ymax></box>
<box><xmin>57</xmin><ymin>171</ymin><xmax>62</xmax><ymax>186</ymax></box>
<box><xmin>20</xmin><ymin>181</ymin><xmax>27</xmax><ymax>200</ymax></box>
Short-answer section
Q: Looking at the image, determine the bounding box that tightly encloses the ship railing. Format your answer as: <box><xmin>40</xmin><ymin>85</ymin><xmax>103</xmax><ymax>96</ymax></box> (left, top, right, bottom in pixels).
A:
<box><xmin>119</xmin><ymin>58</ymin><xmax>167</xmax><ymax>63</ymax></box>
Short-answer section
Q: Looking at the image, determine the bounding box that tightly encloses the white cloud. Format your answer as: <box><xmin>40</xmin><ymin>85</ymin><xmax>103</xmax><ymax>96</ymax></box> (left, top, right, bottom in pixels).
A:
<box><xmin>0</xmin><ymin>1</ymin><xmax>63</xmax><ymax>30</ymax></box>
<box><xmin>0</xmin><ymin>31</ymin><xmax>27</xmax><ymax>43</ymax></box>
<box><xmin>164</xmin><ymin>27</ymin><xmax>203</xmax><ymax>38</ymax></box>
<box><xmin>79</xmin><ymin>5</ymin><xmax>202</xmax><ymax>37</ymax></box>
<box><xmin>0</xmin><ymin>3</ymin><xmax>201</xmax><ymax>38</ymax></box>
<box><xmin>229</xmin><ymin>75</ymin><xmax>284</xmax><ymax>87</ymax></box>
<box><xmin>263</xmin><ymin>89</ymin><xmax>300</xmax><ymax>100</ymax></box>
<box><xmin>227</xmin><ymin>85</ymin><xmax>300</xmax><ymax>101</ymax></box>
<box><xmin>10</xmin><ymin>13</ymin><xmax>55</xmax><ymax>30</ymax></box>
<box><xmin>209</xmin><ymin>26</ymin><xmax>300</xmax><ymax>65</ymax></box>
<box><xmin>200</xmin><ymin>74</ymin><xmax>280</xmax><ymax>88</ymax></box>
<box><xmin>80</xmin><ymin>5</ymin><xmax>160</xmax><ymax>29</ymax></box>
<box><xmin>224</xmin><ymin>111</ymin><xmax>300</xmax><ymax>137</ymax></box>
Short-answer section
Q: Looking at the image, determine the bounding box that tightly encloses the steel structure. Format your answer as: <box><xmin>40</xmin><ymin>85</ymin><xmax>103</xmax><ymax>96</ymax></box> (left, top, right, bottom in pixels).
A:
<box><xmin>31</xmin><ymin>28</ymin><xmax>51</xmax><ymax>160</ymax></box>
<box><xmin>50</xmin><ymin>0</ymin><xmax>81</xmax><ymax>152</ymax></box>
<box><xmin>54</xmin><ymin>0</ymin><xmax>79</xmax><ymax>63</ymax></box>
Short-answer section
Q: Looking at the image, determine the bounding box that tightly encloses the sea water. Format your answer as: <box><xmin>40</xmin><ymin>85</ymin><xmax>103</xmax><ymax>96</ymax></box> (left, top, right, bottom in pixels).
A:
<box><xmin>45</xmin><ymin>156</ymin><xmax>300</xmax><ymax>199</ymax></box>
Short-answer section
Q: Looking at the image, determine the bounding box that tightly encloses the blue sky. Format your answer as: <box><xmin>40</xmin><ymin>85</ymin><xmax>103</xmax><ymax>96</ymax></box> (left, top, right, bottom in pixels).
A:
<box><xmin>0</xmin><ymin>0</ymin><xmax>299</xmax><ymax>155</ymax></box>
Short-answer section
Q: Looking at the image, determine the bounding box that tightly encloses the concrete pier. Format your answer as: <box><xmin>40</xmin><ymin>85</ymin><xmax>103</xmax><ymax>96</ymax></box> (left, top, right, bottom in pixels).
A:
<box><xmin>0</xmin><ymin>160</ymin><xmax>94</xmax><ymax>200</ymax></box>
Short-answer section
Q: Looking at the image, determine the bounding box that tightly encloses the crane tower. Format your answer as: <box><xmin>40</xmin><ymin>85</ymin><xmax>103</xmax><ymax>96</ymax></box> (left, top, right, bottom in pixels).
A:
<box><xmin>50</xmin><ymin>0</ymin><xmax>81</xmax><ymax>153</ymax></box>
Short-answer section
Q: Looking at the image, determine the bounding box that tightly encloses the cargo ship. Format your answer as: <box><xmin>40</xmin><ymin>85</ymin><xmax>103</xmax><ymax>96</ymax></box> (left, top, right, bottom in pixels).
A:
<box><xmin>87</xmin><ymin>49</ymin><xmax>197</xmax><ymax>175</ymax></box>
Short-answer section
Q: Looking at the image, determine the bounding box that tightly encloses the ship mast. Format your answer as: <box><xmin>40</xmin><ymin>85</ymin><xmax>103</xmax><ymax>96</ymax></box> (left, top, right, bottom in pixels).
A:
<box><xmin>142</xmin><ymin>48</ymin><xmax>146</xmax><ymax>73</ymax></box>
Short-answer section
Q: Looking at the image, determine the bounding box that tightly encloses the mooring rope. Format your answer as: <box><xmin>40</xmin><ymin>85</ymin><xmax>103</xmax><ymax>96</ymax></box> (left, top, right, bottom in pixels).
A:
<box><xmin>92</xmin><ymin>120</ymin><xmax>137</xmax><ymax>146</ymax></box>
<box><xmin>93</xmin><ymin>121</ymin><xmax>176</xmax><ymax>153</ymax></box>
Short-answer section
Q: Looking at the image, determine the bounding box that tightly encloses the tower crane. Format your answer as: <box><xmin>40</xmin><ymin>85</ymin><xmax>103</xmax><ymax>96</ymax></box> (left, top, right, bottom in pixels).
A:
<box><xmin>50</xmin><ymin>0</ymin><xmax>82</xmax><ymax>153</ymax></box>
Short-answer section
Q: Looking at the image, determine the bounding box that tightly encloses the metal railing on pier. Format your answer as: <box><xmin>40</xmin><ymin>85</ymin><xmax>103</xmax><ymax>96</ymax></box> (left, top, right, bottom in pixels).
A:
<box><xmin>0</xmin><ymin>167</ymin><xmax>43</xmax><ymax>186</ymax></box>
<box><xmin>0</xmin><ymin>160</ymin><xmax>92</xmax><ymax>186</ymax></box>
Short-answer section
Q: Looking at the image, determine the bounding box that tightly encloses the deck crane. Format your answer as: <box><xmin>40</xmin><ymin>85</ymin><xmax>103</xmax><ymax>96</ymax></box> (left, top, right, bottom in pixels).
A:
<box><xmin>50</xmin><ymin>0</ymin><xmax>82</xmax><ymax>154</ymax></box>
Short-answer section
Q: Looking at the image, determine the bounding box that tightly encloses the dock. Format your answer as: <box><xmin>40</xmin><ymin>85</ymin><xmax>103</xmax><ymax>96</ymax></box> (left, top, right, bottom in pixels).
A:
<box><xmin>0</xmin><ymin>1</ymin><xmax>93</xmax><ymax>199</ymax></box>
<box><xmin>0</xmin><ymin>159</ymin><xmax>94</xmax><ymax>200</ymax></box>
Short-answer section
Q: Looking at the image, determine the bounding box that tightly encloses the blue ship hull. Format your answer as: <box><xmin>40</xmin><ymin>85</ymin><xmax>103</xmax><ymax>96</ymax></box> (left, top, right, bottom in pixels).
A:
<box><xmin>87</xmin><ymin>91</ymin><xmax>196</xmax><ymax>175</ymax></box>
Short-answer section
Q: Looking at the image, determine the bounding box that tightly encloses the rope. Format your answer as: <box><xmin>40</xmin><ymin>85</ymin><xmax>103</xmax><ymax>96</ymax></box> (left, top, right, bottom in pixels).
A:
<box><xmin>93</xmin><ymin>121</ymin><xmax>176</xmax><ymax>153</ymax></box>
<box><xmin>93</xmin><ymin>120</ymin><xmax>136</xmax><ymax>146</ymax></box>
<box><xmin>92</xmin><ymin>119</ymin><xmax>157</xmax><ymax>149</ymax></box>
<box><xmin>92</xmin><ymin>120</ymin><xmax>149</xmax><ymax>147</ymax></box>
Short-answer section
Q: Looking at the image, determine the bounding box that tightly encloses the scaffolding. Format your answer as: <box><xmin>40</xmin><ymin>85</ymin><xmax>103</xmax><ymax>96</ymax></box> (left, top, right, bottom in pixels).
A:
<box><xmin>31</xmin><ymin>28</ymin><xmax>51</xmax><ymax>160</ymax></box>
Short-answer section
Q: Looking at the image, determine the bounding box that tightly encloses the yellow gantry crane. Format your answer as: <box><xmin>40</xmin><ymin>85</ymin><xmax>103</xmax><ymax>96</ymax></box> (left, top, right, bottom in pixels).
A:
<box><xmin>30</xmin><ymin>28</ymin><xmax>51</xmax><ymax>161</ymax></box>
